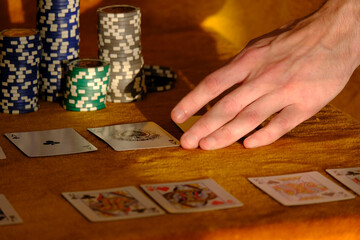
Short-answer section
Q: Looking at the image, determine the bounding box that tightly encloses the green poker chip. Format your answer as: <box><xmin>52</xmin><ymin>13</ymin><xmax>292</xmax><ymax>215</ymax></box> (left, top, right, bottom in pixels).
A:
<box><xmin>64</xmin><ymin>58</ymin><xmax>110</xmax><ymax>112</ymax></box>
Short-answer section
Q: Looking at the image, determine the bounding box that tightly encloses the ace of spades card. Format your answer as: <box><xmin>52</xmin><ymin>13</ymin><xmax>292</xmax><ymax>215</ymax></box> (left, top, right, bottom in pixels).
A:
<box><xmin>141</xmin><ymin>179</ymin><xmax>243</xmax><ymax>213</ymax></box>
<box><xmin>0</xmin><ymin>194</ymin><xmax>23</xmax><ymax>226</ymax></box>
<box><xmin>5</xmin><ymin>128</ymin><xmax>97</xmax><ymax>157</ymax></box>
<box><xmin>326</xmin><ymin>167</ymin><xmax>360</xmax><ymax>196</ymax></box>
<box><xmin>88</xmin><ymin>121</ymin><xmax>180</xmax><ymax>151</ymax></box>
<box><xmin>62</xmin><ymin>187</ymin><xmax>165</xmax><ymax>222</ymax></box>
<box><xmin>249</xmin><ymin>171</ymin><xmax>355</xmax><ymax>206</ymax></box>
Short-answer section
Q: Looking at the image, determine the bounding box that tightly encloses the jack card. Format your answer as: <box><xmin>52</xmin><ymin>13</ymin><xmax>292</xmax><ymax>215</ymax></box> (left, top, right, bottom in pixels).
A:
<box><xmin>0</xmin><ymin>146</ymin><xmax>5</xmax><ymax>159</ymax></box>
<box><xmin>5</xmin><ymin>128</ymin><xmax>97</xmax><ymax>157</ymax></box>
<box><xmin>326</xmin><ymin>167</ymin><xmax>360</xmax><ymax>196</ymax></box>
<box><xmin>88</xmin><ymin>121</ymin><xmax>180</xmax><ymax>151</ymax></box>
<box><xmin>141</xmin><ymin>179</ymin><xmax>243</xmax><ymax>213</ymax></box>
<box><xmin>0</xmin><ymin>194</ymin><xmax>23</xmax><ymax>226</ymax></box>
<box><xmin>249</xmin><ymin>171</ymin><xmax>355</xmax><ymax>206</ymax></box>
<box><xmin>62</xmin><ymin>187</ymin><xmax>165</xmax><ymax>222</ymax></box>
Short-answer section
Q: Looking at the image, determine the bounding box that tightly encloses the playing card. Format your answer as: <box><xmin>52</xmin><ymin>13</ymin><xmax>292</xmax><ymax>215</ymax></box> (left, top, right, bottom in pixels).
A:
<box><xmin>62</xmin><ymin>187</ymin><xmax>165</xmax><ymax>222</ymax></box>
<box><xmin>0</xmin><ymin>194</ymin><xmax>23</xmax><ymax>226</ymax></box>
<box><xmin>249</xmin><ymin>171</ymin><xmax>355</xmax><ymax>206</ymax></box>
<box><xmin>5</xmin><ymin>128</ymin><xmax>97</xmax><ymax>157</ymax></box>
<box><xmin>326</xmin><ymin>167</ymin><xmax>360</xmax><ymax>196</ymax></box>
<box><xmin>174</xmin><ymin>115</ymin><xmax>201</xmax><ymax>132</ymax></box>
<box><xmin>88</xmin><ymin>121</ymin><xmax>180</xmax><ymax>151</ymax></box>
<box><xmin>141</xmin><ymin>179</ymin><xmax>243</xmax><ymax>213</ymax></box>
<box><xmin>0</xmin><ymin>146</ymin><xmax>5</xmax><ymax>159</ymax></box>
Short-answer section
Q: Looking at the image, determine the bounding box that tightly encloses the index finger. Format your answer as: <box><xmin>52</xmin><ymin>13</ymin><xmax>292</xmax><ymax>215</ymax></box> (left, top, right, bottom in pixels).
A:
<box><xmin>171</xmin><ymin>59</ymin><xmax>249</xmax><ymax>124</ymax></box>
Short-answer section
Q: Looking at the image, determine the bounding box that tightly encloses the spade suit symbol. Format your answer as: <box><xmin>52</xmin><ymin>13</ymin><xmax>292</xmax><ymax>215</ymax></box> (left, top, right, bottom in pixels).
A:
<box><xmin>43</xmin><ymin>140</ymin><xmax>60</xmax><ymax>146</ymax></box>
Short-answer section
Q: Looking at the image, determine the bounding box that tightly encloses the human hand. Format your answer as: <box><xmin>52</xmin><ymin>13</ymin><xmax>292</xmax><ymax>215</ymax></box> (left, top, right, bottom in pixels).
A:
<box><xmin>171</xmin><ymin>0</ymin><xmax>360</xmax><ymax>150</ymax></box>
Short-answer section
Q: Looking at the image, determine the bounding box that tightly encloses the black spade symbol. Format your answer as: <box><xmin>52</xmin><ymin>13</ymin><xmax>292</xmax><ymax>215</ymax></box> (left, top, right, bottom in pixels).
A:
<box><xmin>43</xmin><ymin>140</ymin><xmax>60</xmax><ymax>146</ymax></box>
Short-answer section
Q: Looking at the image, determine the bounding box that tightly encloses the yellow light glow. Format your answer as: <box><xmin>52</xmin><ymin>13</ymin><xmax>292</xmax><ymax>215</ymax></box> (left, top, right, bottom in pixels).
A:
<box><xmin>201</xmin><ymin>0</ymin><xmax>248</xmax><ymax>50</ymax></box>
<box><xmin>7</xmin><ymin>0</ymin><xmax>25</xmax><ymax>23</ymax></box>
<box><xmin>80</xmin><ymin>0</ymin><xmax>102</xmax><ymax>13</ymax></box>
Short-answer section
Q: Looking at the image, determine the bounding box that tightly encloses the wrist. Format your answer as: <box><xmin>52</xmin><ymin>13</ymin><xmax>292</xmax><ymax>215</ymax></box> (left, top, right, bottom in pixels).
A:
<box><xmin>316</xmin><ymin>0</ymin><xmax>360</xmax><ymax>69</ymax></box>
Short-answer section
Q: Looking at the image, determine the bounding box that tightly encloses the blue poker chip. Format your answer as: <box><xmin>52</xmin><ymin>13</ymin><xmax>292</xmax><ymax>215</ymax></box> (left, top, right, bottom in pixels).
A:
<box><xmin>1</xmin><ymin>52</ymin><xmax>41</xmax><ymax>60</ymax></box>
<box><xmin>0</xmin><ymin>41</ymin><xmax>41</xmax><ymax>50</ymax></box>
<box><xmin>0</xmin><ymin>66</ymin><xmax>39</xmax><ymax>75</ymax></box>
<box><xmin>40</xmin><ymin>28</ymin><xmax>79</xmax><ymax>38</ymax></box>
<box><xmin>40</xmin><ymin>48</ymin><xmax>78</xmax><ymax>56</ymax></box>
<box><xmin>37</xmin><ymin>22</ymin><xmax>79</xmax><ymax>32</ymax></box>
<box><xmin>36</xmin><ymin>12</ymin><xmax>79</xmax><ymax>22</ymax></box>
<box><xmin>0</xmin><ymin>29</ymin><xmax>42</xmax><ymax>113</ymax></box>
<box><xmin>37</xmin><ymin>22</ymin><xmax>79</xmax><ymax>31</ymax></box>
<box><xmin>41</xmin><ymin>44</ymin><xmax>79</xmax><ymax>53</ymax></box>
<box><xmin>1</xmin><ymin>45</ymin><xmax>42</xmax><ymax>55</ymax></box>
<box><xmin>0</xmin><ymin>105</ymin><xmax>39</xmax><ymax>114</ymax></box>
<box><xmin>36</xmin><ymin>0</ymin><xmax>80</xmax><ymax>102</ymax></box>
<box><xmin>0</xmin><ymin>72</ymin><xmax>38</xmax><ymax>80</ymax></box>
<box><xmin>0</xmin><ymin>29</ymin><xmax>40</xmax><ymax>41</ymax></box>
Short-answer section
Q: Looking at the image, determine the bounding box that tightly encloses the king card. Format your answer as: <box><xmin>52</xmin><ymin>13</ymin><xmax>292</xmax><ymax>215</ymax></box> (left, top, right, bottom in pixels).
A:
<box><xmin>5</xmin><ymin>128</ymin><xmax>97</xmax><ymax>157</ymax></box>
<box><xmin>0</xmin><ymin>146</ymin><xmax>5</xmax><ymax>159</ymax></box>
<box><xmin>62</xmin><ymin>187</ymin><xmax>165</xmax><ymax>222</ymax></box>
<box><xmin>88</xmin><ymin>121</ymin><xmax>180</xmax><ymax>151</ymax></box>
<box><xmin>249</xmin><ymin>171</ymin><xmax>355</xmax><ymax>206</ymax></box>
<box><xmin>0</xmin><ymin>194</ymin><xmax>23</xmax><ymax>226</ymax></box>
<box><xmin>326</xmin><ymin>167</ymin><xmax>360</xmax><ymax>196</ymax></box>
<box><xmin>141</xmin><ymin>179</ymin><xmax>243</xmax><ymax>213</ymax></box>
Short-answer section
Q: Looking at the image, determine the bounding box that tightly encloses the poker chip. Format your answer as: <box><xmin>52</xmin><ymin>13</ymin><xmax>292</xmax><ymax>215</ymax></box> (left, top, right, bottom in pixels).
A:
<box><xmin>0</xmin><ymin>28</ymin><xmax>41</xmax><ymax>114</ymax></box>
<box><xmin>36</xmin><ymin>0</ymin><xmax>80</xmax><ymax>102</ymax></box>
<box><xmin>63</xmin><ymin>59</ymin><xmax>110</xmax><ymax>112</ymax></box>
<box><xmin>97</xmin><ymin>5</ymin><xmax>146</xmax><ymax>103</ymax></box>
<box><xmin>143</xmin><ymin>65</ymin><xmax>177</xmax><ymax>92</ymax></box>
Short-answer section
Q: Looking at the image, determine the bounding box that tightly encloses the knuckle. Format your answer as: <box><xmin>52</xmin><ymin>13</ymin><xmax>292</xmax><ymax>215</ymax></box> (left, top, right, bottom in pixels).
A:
<box><xmin>244</xmin><ymin>109</ymin><xmax>260</xmax><ymax>125</ymax></box>
<box><xmin>203</xmin><ymin>74</ymin><xmax>222</xmax><ymax>96</ymax></box>
<box><xmin>196</xmin><ymin>119</ymin><xmax>213</xmax><ymax>134</ymax></box>
<box><xmin>219</xmin><ymin>96</ymin><xmax>239</xmax><ymax>116</ymax></box>
<box><xmin>241</xmin><ymin>44</ymin><xmax>268</xmax><ymax>60</ymax></box>
<box><xmin>241</xmin><ymin>48</ymin><xmax>260</xmax><ymax>62</ymax></box>
<box><xmin>274</xmin><ymin>114</ymin><xmax>290</xmax><ymax>130</ymax></box>
<box><xmin>219</xmin><ymin>126</ymin><xmax>236</xmax><ymax>140</ymax></box>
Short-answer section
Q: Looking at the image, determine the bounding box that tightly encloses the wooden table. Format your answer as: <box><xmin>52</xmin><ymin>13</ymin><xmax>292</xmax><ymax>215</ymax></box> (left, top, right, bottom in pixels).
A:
<box><xmin>1</xmin><ymin>6</ymin><xmax>360</xmax><ymax>239</ymax></box>
<box><xmin>0</xmin><ymin>71</ymin><xmax>360</xmax><ymax>239</ymax></box>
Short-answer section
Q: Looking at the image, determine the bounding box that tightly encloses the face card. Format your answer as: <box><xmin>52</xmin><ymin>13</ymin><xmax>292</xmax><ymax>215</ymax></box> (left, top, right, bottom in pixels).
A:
<box><xmin>88</xmin><ymin>121</ymin><xmax>180</xmax><ymax>151</ymax></box>
<box><xmin>174</xmin><ymin>115</ymin><xmax>202</xmax><ymax>132</ymax></box>
<box><xmin>249</xmin><ymin>171</ymin><xmax>355</xmax><ymax>206</ymax></box>
<box><xmin>0</xmin><ymin>146</ymin><xmax>5</xmax><ymax>159</ymax></box>
<box><xmin>4</xmin><ymin>128</ymin><xmax>97</xmax><ymax>157</ymax></box>
<box><xmin>62</xmin><ymin>187</ymin><xmax>165</xmax><ymax>222</ymax></box>
<box><xmin>0</xmin><ymin>194</ymin><xmax>23</xmax><ymax>226</ymax></box>
<box><xmin>326</xmin><ymin>167</ymin><xmax>360</xmax><ymax>196</ymax></box>
<box><xmin>141</xmin><ymin>179</ymin><xmax>243</xmax><ymax>213</ymax></box>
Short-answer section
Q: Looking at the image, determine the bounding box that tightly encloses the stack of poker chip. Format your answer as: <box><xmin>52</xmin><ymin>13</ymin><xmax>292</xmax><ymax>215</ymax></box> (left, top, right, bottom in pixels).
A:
<box><xmin>36</xmin><ymin>0</ymin><xmax>80</xmax><ymax>102</ymax></box>
<box><xmin>63</xmin><ymin>59</ymin><xmax>110</xmax><ymax>112</ymax></box>
<box><xmin>97</xmin><ymin>5</ymin><xmax>146</xmax><ymax>103</ymax></box>
<box><xmin>0</xmin><ymin>29</ymin><xmax>42</xmax><ymax>114</ymax></box>
<box><xmin>143</xmin><ymin>65</ymin><xmax>177</xmax><ymax>92</ymax></box>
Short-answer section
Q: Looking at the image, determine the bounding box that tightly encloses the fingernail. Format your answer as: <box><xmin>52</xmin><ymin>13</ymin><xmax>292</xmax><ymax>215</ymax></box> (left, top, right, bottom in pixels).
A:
<box><xmin>172</xmin><ymin>108</ymin><xmax>185</xmax><ymax>122</ymax></box>
<box><xmin>182</xmin><ymin>133</ymin><xmax>198</xmax><ymax>148</ymax></box>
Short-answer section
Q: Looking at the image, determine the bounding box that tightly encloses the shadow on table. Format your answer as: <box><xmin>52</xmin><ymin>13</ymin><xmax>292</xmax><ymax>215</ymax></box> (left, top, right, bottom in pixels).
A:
<box><xmin>79</xmin><ymin>0</ymin><xmax>229</xmax><ymax>138</ymax></box>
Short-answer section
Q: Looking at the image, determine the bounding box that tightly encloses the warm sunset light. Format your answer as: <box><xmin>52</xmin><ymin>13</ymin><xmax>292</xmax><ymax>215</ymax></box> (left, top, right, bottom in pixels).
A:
<box><xmin>7</xmin><ymin>0</ymin><xmax>25</xmax><ymax>23</ymax></box>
